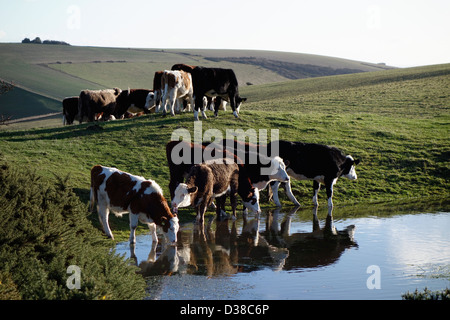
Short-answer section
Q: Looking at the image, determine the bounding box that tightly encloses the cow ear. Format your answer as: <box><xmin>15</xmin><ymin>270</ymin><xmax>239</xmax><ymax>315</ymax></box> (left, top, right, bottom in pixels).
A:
<box><xmin>188</xmin><ymin>186</ymin><xmax>198</xmax><ymax>194</ymax></box>
<box><xmin>284</xmin><ymin>159</ymin><xmax>290</xmax><ymax>167</ymax></box>
<box><xmin>354</xmin><ymin>159</ymin><xmax>360</xmax><ymax>165</ymax></box>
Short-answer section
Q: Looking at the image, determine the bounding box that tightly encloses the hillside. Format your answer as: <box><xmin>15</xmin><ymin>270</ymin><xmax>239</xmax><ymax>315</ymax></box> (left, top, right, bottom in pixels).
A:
<box><xmin>0</xmin><ymin>43</ymin><xmax>394</xmax><ymax>121</ymax></box>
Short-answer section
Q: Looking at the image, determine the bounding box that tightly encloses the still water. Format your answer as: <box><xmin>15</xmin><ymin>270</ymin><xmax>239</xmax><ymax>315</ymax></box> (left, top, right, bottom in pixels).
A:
<box><xmin>115</xmin><ymin>201</ymin><xmax>450</xmax><ymax>300</ymax></box>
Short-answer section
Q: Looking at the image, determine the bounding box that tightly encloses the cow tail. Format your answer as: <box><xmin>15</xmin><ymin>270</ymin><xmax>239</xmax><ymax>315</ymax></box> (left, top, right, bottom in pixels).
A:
<box><xmin>89</xmin><ymin>186</ymin><xmax>96</xmax><ymax>213</ymax></box>
<box><xmin>77</xmin><ymin>93</ymin><xmax>83</xmax><ymax>124</ymax></box>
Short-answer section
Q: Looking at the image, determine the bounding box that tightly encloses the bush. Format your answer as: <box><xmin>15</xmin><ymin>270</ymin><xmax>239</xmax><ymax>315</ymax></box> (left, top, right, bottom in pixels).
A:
<box><xmin>402</xmin><ymin>287</ymin><xmax>450</xmax><ymax>300</ymax></box>
<box><xmin>0</xmin><ymin>157</ymin><xmax>146</xmax><ymax>300</ymax></box>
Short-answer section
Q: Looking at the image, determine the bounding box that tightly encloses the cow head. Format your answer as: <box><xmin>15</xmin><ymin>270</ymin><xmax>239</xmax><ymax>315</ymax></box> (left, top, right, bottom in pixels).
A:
<box><xmin>264</xmin><ymin>156</ymin><xmax>290</xmax><ymax>182</ymax></box>
<box><xmin>113</xmin><ymin>88</ymin><xmax>122</xmax><ymax>96</ymax></box>
<box><xmin>144</xmin><ymin>92</ymin><xmax>156</xmax><ymax>112</ymax></box>
<box><xmin>341</xmin><ymin>156</ymin><xmax>360</xmax><ymax>180</ymax></box>
<box><xmin>171</xmin><ymin>183</ymin><xmax>198</xmax><ymax>213</ymax></box>
<box><xmin>161</xmin><ymin>216</ymin><xmax>179</xmax><ymax>244</ymax></box>
<box><xmin>233</xmin><ymin>96</ymin><xmax>247</xmax><ymax>117</ymax></box>
<box><xmin>242</xmin><ymin>187</ymin><xmax>261</xmax><ymax>214</ymax></box>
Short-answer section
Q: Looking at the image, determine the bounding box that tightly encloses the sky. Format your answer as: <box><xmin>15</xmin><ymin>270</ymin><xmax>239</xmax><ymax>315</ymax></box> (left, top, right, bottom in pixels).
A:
<box><xmin>0</xmin><ymin>0</ymin><xmax>449</xmax><ymax>67</ymax></box>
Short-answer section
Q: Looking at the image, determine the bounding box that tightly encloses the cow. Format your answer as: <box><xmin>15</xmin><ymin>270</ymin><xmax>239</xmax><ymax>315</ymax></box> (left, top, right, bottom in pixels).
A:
<box><xmin>160</xmin><ymin>70</ymin><xmax>194</xmax><ymax>116</ymax></box>
<box><xmin>267</xmin><ymin>140</ymin><xmax>360</xmax><ymax>207</ymax></box>
<box><xmin>78</xmin><ymin>88</ymin><xmax>122</xmax><ymax>124</ymax></box>
<box><xmin>171</xmin><ymin>65</ymin><xmax>246</xmax><ymax>121</ymax></box>
<box><xmin>114</xmin><ymin>89</ymin><xmax>153</xmax><ymax>119</ymax></box>
<box><xmin>62</xmin><ymin>96</ymin><xmax>79</xmax><ymax>125</ymax></box>
<box><xmin>90</xmin><ymin>165</ymin><xmax>179</xmax><ymax>245</ymax></box>
<box><xmin>171</xmin><ymin>160</ymin><xmax>261</xmax><ymax>223</ymax></box>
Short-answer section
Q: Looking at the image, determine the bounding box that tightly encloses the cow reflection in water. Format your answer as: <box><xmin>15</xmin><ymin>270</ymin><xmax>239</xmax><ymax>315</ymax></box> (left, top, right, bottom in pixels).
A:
<box><xmin>130</xmin><ymin>207</ymin><xmax>357</xmax><ymax>277</ymax></box>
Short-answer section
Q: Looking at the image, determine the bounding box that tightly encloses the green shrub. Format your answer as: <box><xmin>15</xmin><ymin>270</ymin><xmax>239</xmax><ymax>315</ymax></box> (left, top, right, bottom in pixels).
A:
<box><xmin>0</xmin><ymin>157</ymin><xmax>146</xmax><ymax>300</ymax></box>
<box><xmin>402</xmin><ymin>287</ymin><xmax>450</xmax><ymax>300</ymax></box>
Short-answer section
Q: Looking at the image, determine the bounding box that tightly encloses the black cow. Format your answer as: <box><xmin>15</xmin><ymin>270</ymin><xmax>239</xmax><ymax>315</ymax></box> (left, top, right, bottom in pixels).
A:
<box><xmin>267</xmin><ymin>140</ymin><xmax>360</xmax><ymax>207</ymax></box>
<box><xmin>171</xmin><ymin>64</ymin><xmax>246</xmax><ymax>121</ymax></box>
<box><xmin>62</xmin><ymin>96</ymin><xmax>79</xmax><ymax>125</ymax></box>
<box><xmin>114</xmin><ymin>89</ymin><xmax>152</xmax><ymax>119</ymax></box>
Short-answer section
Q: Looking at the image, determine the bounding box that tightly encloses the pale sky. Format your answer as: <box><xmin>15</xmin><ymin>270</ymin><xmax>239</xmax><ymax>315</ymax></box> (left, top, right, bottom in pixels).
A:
<box><xmin>1</xmin><ymin>0</ymin><xmax>449</xmax><ymax>67</ymax></box>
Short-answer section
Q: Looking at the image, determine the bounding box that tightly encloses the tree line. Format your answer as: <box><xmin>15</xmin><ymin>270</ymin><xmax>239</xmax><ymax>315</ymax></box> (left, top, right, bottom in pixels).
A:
<box><xmin>22</xmin><ymin>37</ymin><xmax>70</xmax><ymax>45</ymax></box>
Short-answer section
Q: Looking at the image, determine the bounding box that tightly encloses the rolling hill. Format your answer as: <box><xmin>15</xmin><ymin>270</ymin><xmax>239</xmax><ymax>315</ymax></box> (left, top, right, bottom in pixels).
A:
<box><xmin>0</xmin><ymin>43</ymin><xmax>394</xmax><ymax>122</ymax></box>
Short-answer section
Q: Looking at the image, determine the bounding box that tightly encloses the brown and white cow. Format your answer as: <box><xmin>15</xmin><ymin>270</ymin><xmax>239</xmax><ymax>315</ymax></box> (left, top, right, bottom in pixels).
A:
<box><xmin>78</xmin><ymin>88</ymin><xmax>122</xmax><ymax>123</ymax></box>
<box><xmin>90</xmin><ymin>165</ymin><xmax>179</xmax><ymax>244</ymax></box>
<box><xmin>160</xmin><ymin>70</ymin><xmax>194</xmax><ymax>116</ymax></box>
<box><xmin>171</xmin><ymin>160</ymin><xmax>261</xmax><ymax>223</ymax></box>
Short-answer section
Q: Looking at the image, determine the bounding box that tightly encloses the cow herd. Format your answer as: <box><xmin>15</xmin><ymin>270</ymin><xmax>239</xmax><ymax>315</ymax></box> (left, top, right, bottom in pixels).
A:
<box><xmin>90</xmin><ymin>138</ymin><xmax>359</xmax><ymax>246</ymax></box>
<box><xmin>62</xmin><ymin>64</ymin><xmax>246</xmax><ymax>125</ymax></box>
<box><xmin>77</xmin><ymin>62</ymin><xmax>360</xmax><ymax>246</ymax></box>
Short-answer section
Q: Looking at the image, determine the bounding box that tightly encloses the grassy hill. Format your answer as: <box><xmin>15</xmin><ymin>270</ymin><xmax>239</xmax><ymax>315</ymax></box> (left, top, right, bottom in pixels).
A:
<box><xmin>1</xmin><ymin>63</ymin><xmax>448</xmax><ymax>242</ymax></box>
<box><xmin>0</xmin><ymin>43</ymin><xmax>393</xmax><ymax>122</ymax></box>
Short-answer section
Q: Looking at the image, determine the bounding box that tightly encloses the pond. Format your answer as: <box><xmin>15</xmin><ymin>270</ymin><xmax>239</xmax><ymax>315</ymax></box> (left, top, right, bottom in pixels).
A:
<box><xmin>115</xmin><ymin>201</ymin><xmax>450</xmax><ymax>300</ymax></box>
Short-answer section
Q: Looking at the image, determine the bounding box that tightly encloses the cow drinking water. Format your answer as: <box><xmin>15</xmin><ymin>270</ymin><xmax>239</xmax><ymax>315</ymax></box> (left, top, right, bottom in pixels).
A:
<box><xmin>90</xmin><ymin>165</ymin><xmax>179</xmax><ymax>245</ymax></box>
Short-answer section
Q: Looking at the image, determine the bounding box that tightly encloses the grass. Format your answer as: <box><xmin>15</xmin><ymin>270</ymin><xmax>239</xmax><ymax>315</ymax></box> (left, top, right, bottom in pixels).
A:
<box><xmin>0</xmin><ymin>63</ymin><xmax>449</xmax><ymax>241</ymax></box>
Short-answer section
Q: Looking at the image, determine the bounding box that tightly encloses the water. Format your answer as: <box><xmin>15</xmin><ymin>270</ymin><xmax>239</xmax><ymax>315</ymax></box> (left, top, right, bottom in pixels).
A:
<box><xmin>115</xmin><ymin>202</ymin><xmax>450</xmax><ymax>300</ymax></box>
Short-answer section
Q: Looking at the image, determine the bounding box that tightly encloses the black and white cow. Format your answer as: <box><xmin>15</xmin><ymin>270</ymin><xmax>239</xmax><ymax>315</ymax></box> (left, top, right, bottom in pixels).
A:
<box><xmin>171</xmin><ymin>64</ymin><xmax>246</xmax><ymax>121</ymax></box>
<box><xmin>268</xmin><ymin>140</ymin><xmax>360</xmax><ymax>207</ymax></box>
<box><xmin>114</xmin><ymin>89</ymin><xmax>153</xmax><ymax>119</ymax></box>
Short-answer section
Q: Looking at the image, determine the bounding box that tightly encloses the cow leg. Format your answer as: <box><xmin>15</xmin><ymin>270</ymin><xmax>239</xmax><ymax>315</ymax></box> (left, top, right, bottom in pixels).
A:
<box><xmin>230</xmin><ymin>192</ymin><xmax>238</xmax><ymax>220</ymax></box>
<box><xmin>312</xmin><ymin>181</ymin><xmax>321</xmax><ymax>206</ymax></box>
<box><xmin>284</xmin><ymin>180</ymin><xmax>301</xmax><ymax>206</ymax></box>
<box><xmin>194</xmin><ymin>95</ymin><xmax>204</xmax><ymax>121</ymax></box>
<box><xmin>214</xmin><ymin>97</ymin><xmax>222</xmax><ymax>117</ymax></box>
<box><xmin>161</xmin><ymin>85</ymin><xmax>169</xmax><ymax>115</ymax></box>
<box><xmin>155</xmin><ymin>90</ymin><xmax>162</xmax><ymax>113</ymax></box>
<box><xmin>98</xmin><ymin>205</ymin><xmax>114</xmax><ymax>240</ymax></box>
<box><xmin>129</xmin><ymin>213</ymin><xmax>139</xmax><ymax>244</ymax></box>
<box><xmin>270</xmin><ymin>181</ymin><xmax>282</xmax><ymax>207</ymax></box>
<box><xmin>215</xmin><ymin>195</ymin><xmax>227</xmax><ymax>219</ymax></box>
<box><xmin>148</xmin><ymin>223</ymin><xmax>158</xmax><ymax>244</ymax></box>
<box><xmin>228</xmin><ymin>95</ymin><xmax>239</xmax><ymax>118</ymax></box>
<box><xmin>324</xmin><ymin>178</ymin><xmax>337</xmax><ymax>207</ymax></box>
<box><xmin>168</xmin><ymin>90</ymin><xmax>177</xmax><ymax>116</ymax></box>
<box><xmin>196</xmin><ymin>202</ymin><xmax>208</xmax><ymax>223</ymax></box>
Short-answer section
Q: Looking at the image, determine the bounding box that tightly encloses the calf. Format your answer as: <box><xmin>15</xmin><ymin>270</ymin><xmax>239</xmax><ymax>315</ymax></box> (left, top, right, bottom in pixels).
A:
<box><xmin>171</xmin><ymin>160</ymin><xmax>260</xmax><ymax>222</ymax></box>
<box><xmin>160</xmin><ymin>70</ymin><xmax>194</xmax><ymax>116</ymax></box>
<box><xmin>268</xmin><ymin>140</ymin><xmax>360</xmax><ymax>207</ymax></box>
<box><xmin>90</xmin><ymin>165</ymin><xmax>179</xmax><ymax>244</ymax></box>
